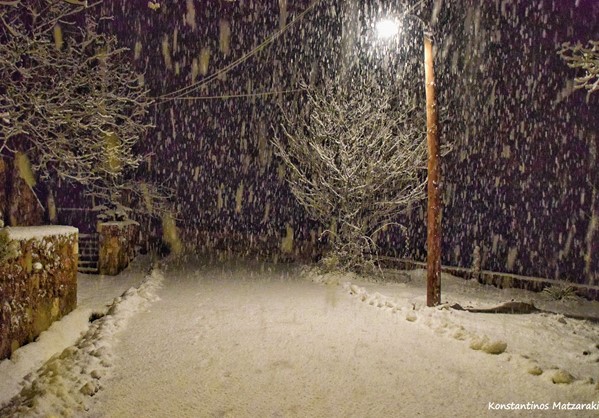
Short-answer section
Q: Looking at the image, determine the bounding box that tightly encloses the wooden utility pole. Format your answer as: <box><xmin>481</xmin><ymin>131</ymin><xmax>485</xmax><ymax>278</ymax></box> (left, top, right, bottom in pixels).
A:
<box><xmin>424</xmin><ymin>34</ymin><xmax>441</xmax><ymax>307</ymax></box>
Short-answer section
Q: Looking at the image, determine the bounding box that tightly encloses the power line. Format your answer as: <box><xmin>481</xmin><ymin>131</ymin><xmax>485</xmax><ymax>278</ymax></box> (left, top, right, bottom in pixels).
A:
<box><xmin>156</xmin><ymin>0</ymin><xmax>321</xmax><ymax>102</ymax></box>
<box><xmin>165</xmin><ymin>88</ymin><xmax>305</xmax><ymax>101</ymax></box>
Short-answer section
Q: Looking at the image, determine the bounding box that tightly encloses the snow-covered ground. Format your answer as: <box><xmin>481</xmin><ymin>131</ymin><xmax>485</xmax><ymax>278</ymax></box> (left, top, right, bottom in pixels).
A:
<box><xmin>1</xmin><ymin>256</ymin><xmax>598</xmax><ymax>417</ymax></box>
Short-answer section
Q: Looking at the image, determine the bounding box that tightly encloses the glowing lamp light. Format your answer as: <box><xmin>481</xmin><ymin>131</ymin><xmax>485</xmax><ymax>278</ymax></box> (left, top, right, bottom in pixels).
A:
<box><xmin>375</xmin><ymin>19</ymin><xmax>400</xmax><ymax>39</ymax></box>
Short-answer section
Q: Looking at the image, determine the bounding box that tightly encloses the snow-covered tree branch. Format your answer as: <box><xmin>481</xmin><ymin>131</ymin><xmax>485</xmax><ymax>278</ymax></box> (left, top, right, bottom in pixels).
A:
<box><xmin>273</xmin><ymin>79</ymin><xmax>428</xmax><ymax>272</ymax></box>
<box><xmin>0</xmin><ymin>0</ymin><xmax>153</xmax><ymax>205</ymax></box>
<box><xmin>559</xmin><ymin>40</ymin><xmax>599</xmax><ymax>96</ymax></box>
<box><xmin>90</xmin><ymin>178</ymin><xmax>174</xmax><ymax>219</ymax></box>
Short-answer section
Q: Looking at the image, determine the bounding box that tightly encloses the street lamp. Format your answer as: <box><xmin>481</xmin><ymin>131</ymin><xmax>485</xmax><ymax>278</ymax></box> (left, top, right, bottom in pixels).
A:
<box><xmin>376</xmin><ymin>17</ymin><xmax>441</xmax><ymax>307</ymax></box>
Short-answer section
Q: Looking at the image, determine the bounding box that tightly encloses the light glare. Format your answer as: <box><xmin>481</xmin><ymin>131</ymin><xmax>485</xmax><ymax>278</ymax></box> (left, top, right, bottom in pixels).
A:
<box><xmin>376</xmin><ymin>19</ymin><xmax>399</xmax><ymax>39</ymax></box>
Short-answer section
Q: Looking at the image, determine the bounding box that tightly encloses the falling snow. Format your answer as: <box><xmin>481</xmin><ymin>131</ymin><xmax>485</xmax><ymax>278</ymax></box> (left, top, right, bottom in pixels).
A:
<box><xmin>70</xmin><ymin>0</ymin><xmax>597</xmax><ymax>284</ymax></box>
<box><xmin>1</xmin><ymin>0</ymin><xmax>599</xmax><ymax>415</ymax></box>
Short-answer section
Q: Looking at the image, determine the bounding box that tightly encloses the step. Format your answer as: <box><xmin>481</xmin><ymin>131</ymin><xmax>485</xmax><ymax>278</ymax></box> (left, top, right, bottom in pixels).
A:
<box><xmin>80</xmin><ymin>252</ymin><xmax>98</xmax><ymax>258</ymax></box>
<box><xmin>79</xmin><ymin>248</ymin><xmax>99</xmax><ymax>255</ymax></box>
<box><xmin>79</xmin><ymin>249</ymin><xmax>99</xmax><ymax>255</ymax></box>
<box><xmin>80</xmin><ymin>244</ymin><xmax>99</xmax><ymax>249</ymax></box>
<box><xmin>79</xmin><ymin>243</ymin><xmax>99</xmax><ymax>249</ymax></box>
<box><xmin>79</xmin><ymin>248</ymin><xmax>99</xmax><ymax>254</ymax></box>
<box><xmin>78</xmin><ymin>234</ymin><xmax>99</xmax><ymax>274</ymax></box>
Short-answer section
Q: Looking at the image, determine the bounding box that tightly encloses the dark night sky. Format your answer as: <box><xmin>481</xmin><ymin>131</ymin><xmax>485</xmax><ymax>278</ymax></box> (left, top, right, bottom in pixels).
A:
<box><xmin>82</xmin><ymin>0</ymin><xmax>599</xmax><ymax>284</ymax></box>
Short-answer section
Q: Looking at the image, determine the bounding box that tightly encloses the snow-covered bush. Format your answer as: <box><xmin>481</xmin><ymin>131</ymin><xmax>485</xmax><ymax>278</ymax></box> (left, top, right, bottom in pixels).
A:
<box><xmin>273</xmin><ymin>78</ymin><xmax>427</xmax><ymax>272</ymax></box>
<box><xmin>559</xmin><ymin>40</ymin><xmax>599</xmax><ymax>96</ymax></box>
<box><xmin>93</xmin><ymin>203</ymin><xmax>131</xmax><ymax>223</ymax></box>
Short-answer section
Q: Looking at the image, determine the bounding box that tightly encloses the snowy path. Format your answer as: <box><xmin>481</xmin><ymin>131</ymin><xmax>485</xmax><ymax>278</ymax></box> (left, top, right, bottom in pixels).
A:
<box><xmin>82</xmin><ymin>259</ymin><xmax>597</xmax><ymax>418</ymax></box>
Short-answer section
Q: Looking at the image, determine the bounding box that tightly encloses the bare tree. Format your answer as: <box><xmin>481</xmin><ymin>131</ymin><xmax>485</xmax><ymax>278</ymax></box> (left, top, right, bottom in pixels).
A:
<box><xmin>0</xmin><ymin>0</ymin><xmax>154</xmax><ymax>208</ymax></box>
<box><xmin>559</xmin><ymin>41</ymin><xmax>599</xmax><ymax>96</ymax></box>
<box><xmin>273</xmin><ymin>79</ymin><xmax>428</xmax><ymax>272</ymax></box>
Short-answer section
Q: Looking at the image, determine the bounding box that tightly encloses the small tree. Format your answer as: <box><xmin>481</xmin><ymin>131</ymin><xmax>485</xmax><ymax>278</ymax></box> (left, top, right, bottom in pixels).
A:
<box><xmin>0</xmin><ymin>0</ymin><xmax>155</xmax><ymax>211</ymax></box>
<box><xmin>559</xmin><ymin>41</ymin><xmax>599</xmax><ymax>96</ymax></box>
<box><xmin>273</xmin><ymin>79</ymin><xmax>427</xmax><ymax>272</ymax></box>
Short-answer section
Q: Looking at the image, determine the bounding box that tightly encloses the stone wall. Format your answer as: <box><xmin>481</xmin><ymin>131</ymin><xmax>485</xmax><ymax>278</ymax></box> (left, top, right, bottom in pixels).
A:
<box><xmin>0</xmin><ymin>226</ymin><xmax>78</xmax><ymax>360</ymax></box>
<box><xmin>98</xmin><ymin>221</ymin><xmax>139</xmax><ymax>275</ymax></box>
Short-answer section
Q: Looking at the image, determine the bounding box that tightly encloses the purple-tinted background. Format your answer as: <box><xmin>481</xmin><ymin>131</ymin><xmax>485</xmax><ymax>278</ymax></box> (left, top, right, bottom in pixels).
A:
<box><xmin>57</xmin><ymin>0</ymin><xmax>598</xmax><ymax>284</ymax></box>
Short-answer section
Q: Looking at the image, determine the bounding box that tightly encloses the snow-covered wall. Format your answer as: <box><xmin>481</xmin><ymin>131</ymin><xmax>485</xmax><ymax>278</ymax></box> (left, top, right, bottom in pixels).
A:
<box><xmin>0</xmin><ymin>226</ymin><xmax>78</xmax><ymax>360</ymax></box>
